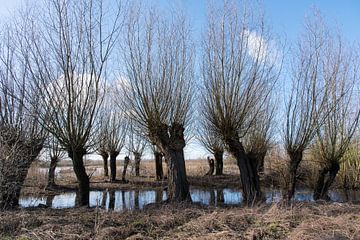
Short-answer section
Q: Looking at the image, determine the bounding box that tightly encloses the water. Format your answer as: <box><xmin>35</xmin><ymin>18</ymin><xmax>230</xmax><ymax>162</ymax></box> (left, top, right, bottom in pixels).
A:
<box><xmin>19</xmin><ymin>188</ymin><xmax>360</xmax><ymax>211</ymax></box>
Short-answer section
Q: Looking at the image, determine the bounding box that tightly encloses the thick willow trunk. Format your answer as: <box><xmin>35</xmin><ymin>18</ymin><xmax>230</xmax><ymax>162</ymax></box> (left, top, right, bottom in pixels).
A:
<box><xmin>109</xmin><ymin>151</ymin><xmax>119</xmax><ymax>182</ymax></box>
<box><xmin>134</xmin><ymin>152</ymin><xmax>141</xmax><ymax>177</ymax></box>
<box><xmin>47</xmin><ymin>156</ymin><xmax>59</xmax><ymax>188</ymax></box>
<box><xmin>68</xmin><ymin>149</ymin><xmax>89</xmax><ymax>206</ymax></box>
<box><xmin>287</xmin><ymin>151</ymin><xmax>303</xmax><ymax>201</ymax></box>
<box><xmin>154</xmin><ymin>151</ymin><xmax>163</xmax><ymax>180</ymax></box>
<box><xmin>165</xmin><ymin>147</ymin><xmax>191</xmax><ymax>201</ymax></box>
<box><xmin>226</xmin><ymin>138</ymin><xmax>262</xmax><ymax>204</ymax></box>
<box><xmin>0</xmin><ymin>142</ymin><xmax>42</xmax><ymax>210</ymax></box>
<box><xmin>214</xmin><ymin>151</ymin><xmax>224</xmax><ymax>175</ymax></box>
<box><xmin>205</xmin><ymin>157</ymin><xmax>214</xmax><ymax>176</ymax></box>
<box><xmin>99</xmin><ymin>151</ymin><xmax>109</xmax><ymax>177</ymax></box>
<box><xmin>152</xmin><ymin>123</ymin><xmax>191</xmax><ymax>202</ymax></box>
<box><xmin>313</xmin><ymin>161</ymin><xmax>340</xmax><ymax>201</ymax></box>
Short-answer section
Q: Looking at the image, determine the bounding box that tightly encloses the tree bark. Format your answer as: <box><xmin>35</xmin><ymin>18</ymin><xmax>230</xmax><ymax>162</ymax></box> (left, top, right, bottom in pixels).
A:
<box><xmin>151</xmin><ymin>123</ymin><xmax>191</xmax><ymax>202</ymax></box>
<box><xmin>47</xmin><ymin>156</ymin><xmax>59</xmax><ymax>188</ymax></box>
<box><xmin>154</xmin><ymin>151</ymin><xmax>164</xmax><ymax>180</ymax></box>
<box><xmin>287</xmin><ymin>151</ymin><xmax>303</xmax><ymax>201</ymax></box>
<box><xmin>226</xmin><ymin>138</ymin><xmax>262</xmax><ymax>204</ymax></box>
<box><xmin>164</xmin><ymin>147</ymin><xmax>191</xmax><ymax>201</ymax></box>
<box><xmin>122</xmin><ymin>156</ymin><xmax>130</xmax><ymax>182</ymax></box>
<box><xmin>68</xmin><ymin>149</ymin><xmax>89</xmax><ymax>206</ymax></box>
<box><xmin>205</xmin><ymin>157</ymin><xmax>215</xmax><ymax>176</ymax></box>
<box><xmin>214</xmin><ymin>151</ymin><xmax>224</xmax><ymax>175</ymax></box>
<box><xmin>109</xmin><ymin>151</ymin><xmax>119</xmax><ymax>182</ymax></box>
<box><xmin>313</xmin><ymin>161</ymin><xmax>340</xmax><ymax>200</ymax></box>
<box><xmin>0</xmin><ymin>142</ymin><xmax>42</xmax><ymax>210</ymax></box>
<box><xmin>134</xmin><ymin>152</ymin><xmax>141</xmax><ymax>177</ymax></box>
<box><xmin>99</xmin><ymin>151</ymin><xmax>109</xmax><ymax>177</ymax></box>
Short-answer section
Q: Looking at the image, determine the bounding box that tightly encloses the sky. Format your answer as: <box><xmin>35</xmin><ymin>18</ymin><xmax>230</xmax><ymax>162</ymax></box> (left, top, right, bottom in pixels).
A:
<box><xmin>1</xmin><ymin>0</ymin><xmax>359</xmax><ymax>159</ymax></box>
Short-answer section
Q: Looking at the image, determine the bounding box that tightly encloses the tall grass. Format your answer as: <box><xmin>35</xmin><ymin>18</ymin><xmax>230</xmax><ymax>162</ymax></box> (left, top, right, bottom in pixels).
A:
<box><xmin>339</xmin><ymin>145</ymin><xmax>360</xmax><ymax>189</ymax></box>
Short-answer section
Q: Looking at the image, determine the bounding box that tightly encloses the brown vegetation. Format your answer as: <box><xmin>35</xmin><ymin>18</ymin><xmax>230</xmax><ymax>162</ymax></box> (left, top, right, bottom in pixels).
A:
<box><xmin>1</xmin><ymin>202</ymin><xmax>359</xmax><ymax>239</ymax></box>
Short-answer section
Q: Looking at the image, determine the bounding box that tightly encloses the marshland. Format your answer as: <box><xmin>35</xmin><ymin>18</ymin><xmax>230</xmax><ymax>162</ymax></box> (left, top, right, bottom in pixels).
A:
<box><xmin>1</xmin><ymin>0</ymin><xmax>360</xmax><ymax>239</ymax></box>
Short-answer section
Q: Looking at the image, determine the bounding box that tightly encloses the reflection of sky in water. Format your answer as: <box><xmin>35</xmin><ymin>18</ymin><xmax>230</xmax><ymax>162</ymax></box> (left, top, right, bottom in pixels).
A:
<box><xmin>19</xmin><ymin>188</ymin><xmax>360</xmax><ymax>211</ymax></box>
<box><xmin>52</xmin><ymin>192</ymin><xmax>76</xmax><ymax>208</ymax></box>
<box><xmin>19</xmin><ymin>196</ymin><xmax>47</xmax><ymax>207</ymax></box>
<box><xmin>191</xmin><ymin>189</ymin><xmax>212</xmax><ymax>205</ymax></box>
<box><xmin>223</xmin><ymin>189</ymin><xmax>243</xmax><ymax>204</ymax></box>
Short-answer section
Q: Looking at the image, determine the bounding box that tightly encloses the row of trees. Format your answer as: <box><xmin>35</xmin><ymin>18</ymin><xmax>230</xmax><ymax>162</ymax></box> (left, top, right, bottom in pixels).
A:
<box><xmin>1</xmin><ymin>0</ymin><xmax>359</xmax><ymax>209</ymax></box>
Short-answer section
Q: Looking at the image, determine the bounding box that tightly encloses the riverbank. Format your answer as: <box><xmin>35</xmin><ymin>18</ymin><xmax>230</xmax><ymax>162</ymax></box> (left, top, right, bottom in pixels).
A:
<box><xmin>23</xmin><ymin>158</ymin><xmax>350</xmax><ymax>196</ymax></box>
<box><xmin>1</xmin><ymin>202</ymin><xmax>359</xmax><ymax>239</ymax></box>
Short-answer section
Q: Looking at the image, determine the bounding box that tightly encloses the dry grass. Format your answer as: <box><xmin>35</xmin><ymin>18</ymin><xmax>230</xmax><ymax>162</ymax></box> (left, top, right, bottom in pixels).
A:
<box><xmin>1</xmin><ymin>202</ymin><xmax>359</xmax><ymax>239</ymax></box>
<box><xmin>22</xmin><ymin>156</ymin><xmax>357</xmax><ymax>199</ymax></box>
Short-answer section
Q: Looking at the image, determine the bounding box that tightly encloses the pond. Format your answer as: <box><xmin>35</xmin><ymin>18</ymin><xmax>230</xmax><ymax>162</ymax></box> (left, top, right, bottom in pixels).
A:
<box><xmin>19</xmin><ymin>188</ymin><xmax>360</xmax><ymax>211</ymax></box>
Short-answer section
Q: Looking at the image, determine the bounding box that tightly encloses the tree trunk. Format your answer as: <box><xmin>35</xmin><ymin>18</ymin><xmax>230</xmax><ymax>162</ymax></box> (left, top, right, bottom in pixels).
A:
<box><xmin>287</xmin><ymin>151</ymin><xmax>303</xmax><ymax>201</ymax></box>
<box><xmin>205</xmin><ymin>157</ymin><xmax>215</xmax><ymax>176</ymax></box>
<box><xmin>134</xmin><ymin>152</ymin><xmax>141</xmax><ymax>177</ymax></box>
<box><xmin>68</xmin><ymin>149</ymin><xmax>89</xmax><ymax>206</ymax></box>
<box><xmin>164</xmin><ymin>147</ymin><xmax>191</xmax><ymax>201</ymax></box>
<box><xmin>122</xmin><ymin>156</ymin><xmax>130</xmax><ymax>181</ymax></box>
<box><xmin>214</xmin><ymin>151</ymin><xmax>224</xmax><ymax>175</ymax></box>
<box><xmin>99</xmin><ymin>151</ymin><xmax>109</xmax><ymax>177</ymax></box>
<box><xmin>47</xmin><ymin>156</ymin><xmax>58</xmax><ymax>188</ymax></box>
<box><xmin>313</xmin><ymin>161</ymin><xmax>340</xmax><ymax>200</ymax></box>
<box><xmin>109</xmin><ymin>151</ymin><xmax>119</xmax><ymax>182</ymax></box>
<box><xmin>151</xmin><ymin>123</ymin><xmax>191</xmax><ymax>202</ymax></box>
<box><xmin>226</xmin><ymin>138</ymin><xmax>262</xmax><ymax>204</ymax></box>
<box><xmin>0</xmin><ymin>142</ymin><xmax>42</xmax><ymax>210</ymax></box>
<box><xmin>154</xmin><ymin>151</ymin><xmax>163</xmax><ymax>180</ymax></box>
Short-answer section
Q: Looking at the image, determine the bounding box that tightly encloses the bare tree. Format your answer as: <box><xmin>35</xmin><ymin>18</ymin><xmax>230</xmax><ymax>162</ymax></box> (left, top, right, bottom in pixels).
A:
<box><xmin>127</xmin><ymin>123</ymin><xmax>147</xmax><ymax>177</ymax></box>
<box><xmin>284</xmin><ymin>12</ymin><xmax>335</xmax><ymax>201</ymax></box>
<box><xmin>107</xmin><ymin>107</ymin><xmax>127</xmax><ymax>182</ymax></box>
<box><xmin>201</xmin><ymin>1</ymin><xmax>280</xmax><ymax>202</ymax></box>
<box><xmin>45</xmin><ymin>134</ymin><xmax>65</xmax><ymax>188</ymax></box>
<box><xmin>198</xmin><ymin>119</ymin><xmax>224</xmax><ymax>175</ymax></box>
<box><xmin>0</xmin><ymin>26</ymin><xmax>44</xmax><ymax>209</ymax></box>
<box><xmin>312</xmin><ymin>41</ymin><xmax>360</xmax><ymax>200</ymax></box>
<box><xmin>96</xmin><ymin>120</ymin><xmax>110</xmax><ymax>177</ymax></box>
<box><xmin>122</xmin><ymin>6</ymin><xmax>194</xmax><ymax>201</ymax></box>
<box><xmin>21</xmin><ymin>0</ymin><xmax>124</xmax><ymax>206</ymax></box>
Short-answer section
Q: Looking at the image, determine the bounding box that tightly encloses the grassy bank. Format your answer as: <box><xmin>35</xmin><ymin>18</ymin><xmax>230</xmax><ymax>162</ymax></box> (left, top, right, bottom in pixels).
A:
<box><xmin>1</xmin><ymin>202</ymin><xmax>359</xmax><ymax>239</ymax></box>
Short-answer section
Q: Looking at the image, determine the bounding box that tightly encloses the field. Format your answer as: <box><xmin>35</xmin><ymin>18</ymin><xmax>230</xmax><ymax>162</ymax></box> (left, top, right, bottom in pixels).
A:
<box><xmin>0</xmin><ymin>158</ymin><xmax>355</xmax><ymax>239</ymax></box>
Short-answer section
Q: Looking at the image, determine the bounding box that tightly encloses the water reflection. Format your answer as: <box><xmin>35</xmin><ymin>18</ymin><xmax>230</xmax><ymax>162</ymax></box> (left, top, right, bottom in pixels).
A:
<box><xmin>19</xmin><ymin>188</ymin><xmax>360</xmax><ymax>211</ymax></box>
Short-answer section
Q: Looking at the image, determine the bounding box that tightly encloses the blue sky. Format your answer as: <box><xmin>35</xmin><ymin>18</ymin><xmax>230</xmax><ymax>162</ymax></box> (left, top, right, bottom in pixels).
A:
<box><xmin>1</xmin><ymin>0</ymin><xmax>359</xmax><ymax>159</ymax></box>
